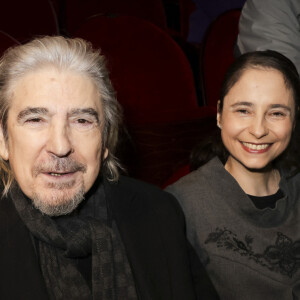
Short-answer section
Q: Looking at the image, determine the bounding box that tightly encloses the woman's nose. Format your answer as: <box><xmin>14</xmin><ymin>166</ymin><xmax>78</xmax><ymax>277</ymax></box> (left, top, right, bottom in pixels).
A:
<box><xmin>248</xmin><ymin>116</ymin><xmax>269</xmax><ymax>139</ymax></box>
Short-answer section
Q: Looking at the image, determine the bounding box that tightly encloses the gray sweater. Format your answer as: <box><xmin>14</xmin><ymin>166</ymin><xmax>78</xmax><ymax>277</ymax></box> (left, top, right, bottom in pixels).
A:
<box><xmin>166</xmin><ymin>157</ymin><xmax>300</xmax><ymax>300</ymax></box>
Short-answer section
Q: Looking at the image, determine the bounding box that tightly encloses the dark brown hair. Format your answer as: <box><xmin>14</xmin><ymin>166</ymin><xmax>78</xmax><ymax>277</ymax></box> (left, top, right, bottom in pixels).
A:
<box><xmin>191</xmin><ymin>50</ymin><xmax>300</xmax><ymax>171</ymax></box>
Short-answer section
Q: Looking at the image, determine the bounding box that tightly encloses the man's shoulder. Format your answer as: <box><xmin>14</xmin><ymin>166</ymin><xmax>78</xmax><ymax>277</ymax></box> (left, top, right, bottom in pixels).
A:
<box><xmin>104</xmin><ymin>175</ymin><xmax>182</xmax><ymax>218</ymax></box>
<box><xmin>106</xmin><ymin>175</ymin><xmax>174</xmax><ymax>200</ymax></box>
<box><xmin>0</xmin><ymin>195</ymin><xmax>18</xmax><ymax>226</ymax></box>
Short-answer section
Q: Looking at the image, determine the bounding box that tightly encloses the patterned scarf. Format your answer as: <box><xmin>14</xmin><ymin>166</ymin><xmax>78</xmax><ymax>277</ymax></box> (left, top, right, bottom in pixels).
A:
<box><xmin>10</xmin><ymin>182</ymin><xmax>137</xmax><ymax>300</ymax></box>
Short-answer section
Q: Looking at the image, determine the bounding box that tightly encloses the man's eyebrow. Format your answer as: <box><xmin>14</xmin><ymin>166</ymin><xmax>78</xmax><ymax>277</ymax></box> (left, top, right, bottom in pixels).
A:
<box><xmin>69</xmin><ymin>108</ymin><xmax>100</xmax><ymax>123</ymax></box>
<box><xmin>230</xmin><ymin>101</ymin><xmax>253</xmax><ymax>108</ymax></box>
<box><xmin>17</xmin><ymin>107</ymin><xmax>49</xmax><ymax>121</ymax></box>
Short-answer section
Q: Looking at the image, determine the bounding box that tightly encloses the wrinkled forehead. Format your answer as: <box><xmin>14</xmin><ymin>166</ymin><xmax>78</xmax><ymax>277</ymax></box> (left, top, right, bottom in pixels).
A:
<box><xmin>6</xmin><ymin>67</ymin><xmax>102</xmax><ymax>109</ymax></box>
<box><xmin>6</xmin><ymin>63</ymin><xmax>95</xmax><ymax>91</ymax></box>
<box><xmin>5</xmin><ymin>68</ymin><xmax>105</xmax><ymax>128</ymax></box>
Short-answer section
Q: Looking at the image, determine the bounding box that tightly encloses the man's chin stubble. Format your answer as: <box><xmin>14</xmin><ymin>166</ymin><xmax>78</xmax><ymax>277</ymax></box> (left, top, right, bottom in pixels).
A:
<box><xmin>31</xmin><ymin>186</ymin><xmax>85</xmax><ymax>216</ymax></box>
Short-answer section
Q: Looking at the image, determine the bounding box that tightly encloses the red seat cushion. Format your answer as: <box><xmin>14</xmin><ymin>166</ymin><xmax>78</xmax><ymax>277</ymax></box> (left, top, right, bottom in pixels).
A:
<box><xmin>202</xmin><ymin>10</ymin><xmax>241</xmax><ymax>107</ymax></box>
<box><xmin>75</xmin><ymin>15</ymin><xmax>216</xmax><ymax>125</ymax></box>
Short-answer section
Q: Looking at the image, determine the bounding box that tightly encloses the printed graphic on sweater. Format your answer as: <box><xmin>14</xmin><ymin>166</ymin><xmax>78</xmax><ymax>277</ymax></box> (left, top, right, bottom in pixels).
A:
<box><xmin>205</xmin><ymin>227</ymin><xmax>300</xmax><ymax>277</ymax></box>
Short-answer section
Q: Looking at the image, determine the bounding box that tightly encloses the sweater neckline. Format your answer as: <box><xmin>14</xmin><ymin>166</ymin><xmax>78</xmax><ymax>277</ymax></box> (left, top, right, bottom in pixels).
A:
<box><xmin>204</xmin><ymin>157</ymin><xmax>292</xmax><ymax>228</ymax></box>
<box><xmin>247</xmin><ymin>189</ymin><xmax>284</xmax><ymax>209</ymax></box>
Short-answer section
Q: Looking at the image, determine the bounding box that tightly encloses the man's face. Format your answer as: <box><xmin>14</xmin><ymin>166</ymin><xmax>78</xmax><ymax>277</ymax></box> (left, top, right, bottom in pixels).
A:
<box><xmin>0</xmin><ymin>68</ymin><xmax>107</xmax><ymax>215</ymax></box>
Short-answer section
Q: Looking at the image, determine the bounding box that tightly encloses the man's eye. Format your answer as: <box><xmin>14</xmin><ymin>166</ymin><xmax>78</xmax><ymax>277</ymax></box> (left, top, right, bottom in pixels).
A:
<box><xmin>26</xmin><ymin>118</ymin><xmax>42</xmax><ymax>123</ymax></box>
<box><xmin>77</xmin><ymin>119</ymin><xmax>91</xmax><ymax>124</ymax></box>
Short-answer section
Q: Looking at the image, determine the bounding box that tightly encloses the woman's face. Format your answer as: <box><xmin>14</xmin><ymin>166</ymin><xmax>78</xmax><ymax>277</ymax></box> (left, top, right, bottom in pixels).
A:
<box><xmin>217</xmin><ymin>68</ymin><xmax>295</xmax><ymax>172</ymax></box>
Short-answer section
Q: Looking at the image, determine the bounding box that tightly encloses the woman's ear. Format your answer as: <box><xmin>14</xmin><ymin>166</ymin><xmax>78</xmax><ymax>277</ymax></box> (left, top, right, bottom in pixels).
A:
<box><xmin>217</xmin><ymin>100</ymin><xmax>222</xmax><ymax>129</ymax></box>
<box><xmin>0</xmin><ymin>127</ymin><xmax>9</xmax><ymax>161</ymax></box>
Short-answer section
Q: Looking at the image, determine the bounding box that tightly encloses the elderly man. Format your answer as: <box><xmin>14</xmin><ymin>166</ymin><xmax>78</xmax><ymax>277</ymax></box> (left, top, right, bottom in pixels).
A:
<box><xmin>0</xmin><ymin>36</ymin><xmax>218</xmax><ymax>300</ymax></box>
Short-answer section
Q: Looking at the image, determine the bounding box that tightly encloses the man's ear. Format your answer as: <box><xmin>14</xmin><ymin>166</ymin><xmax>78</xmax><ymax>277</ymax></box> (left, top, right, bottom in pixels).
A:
<box><xmin>0</xmin><ymin>128</ymin><xmax>9</xmax><ymax>161</ymax></box>
<box><xmin>217</xmin><ymin>100</ymin><xmax>222</xmax><ymax>129</ymax></box>
<box><xmin>103</xmin><ymin>148</ymin><xmax>108</xmax><ymax>160</ymax></box>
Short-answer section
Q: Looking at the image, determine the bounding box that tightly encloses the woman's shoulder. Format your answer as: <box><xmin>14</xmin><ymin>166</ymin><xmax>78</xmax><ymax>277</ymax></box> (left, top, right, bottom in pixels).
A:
<box><xmin>279</xmin><ymin>166</ymin><xmax>300</xmax><ymax>197</ymax></box>
<box><xmin>165</xmin><ymin>157</ymin><xmax>224</xmax><ymax>198</ymax></box>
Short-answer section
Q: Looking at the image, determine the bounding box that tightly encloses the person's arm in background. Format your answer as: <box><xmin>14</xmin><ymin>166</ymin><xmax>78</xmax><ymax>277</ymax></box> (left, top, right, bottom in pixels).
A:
<box><xmin>237</xmin><ymin>0</ymin><xmax>300</xmax><ymax>74</ymax></box>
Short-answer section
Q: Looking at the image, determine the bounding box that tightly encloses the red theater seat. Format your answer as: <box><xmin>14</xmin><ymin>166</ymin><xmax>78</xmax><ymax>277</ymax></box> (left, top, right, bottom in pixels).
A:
<box><xmin>0</xmin><ymin>31</ymin><xmax>20</xmax><ymax>55</ymax></box>
<box><xmin>201</xmin><ymin>9</ymin><xmax>241</xmax><ymax>107</ymax></box>
<box><xmin>65</xmin><ymin>0</ymin><xmax>167</xmax><ymax>35</ymax></box>
<box><xmin>75</xmin><ymin>15</ymin><xmax>215</xmax><ymax>126</ymax></box>
<box><xmin>75</xmin><ymin>15</ymin><xmax>216</xmax><ymax>185</ymax></box>
<box><xmin>162</xmin><ymin>164</ymin><xmax>191</xmax><ymax>188</ymax></box>
<box><xmin>0</xmin><ymin>0</ymin><xmax>59</xmax><ymax>42</ymax></box>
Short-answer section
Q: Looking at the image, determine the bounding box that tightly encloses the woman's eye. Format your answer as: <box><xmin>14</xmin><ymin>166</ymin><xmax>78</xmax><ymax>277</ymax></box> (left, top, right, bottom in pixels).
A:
<box><xmin>237</xmin><ymin>109</ymin><xmax>249</xmax><ymax>114</ymax></box>
<box><xmin>271</xmin><ymin>111</ymin><xmax>285</xmax><ymax>117</ymax></box>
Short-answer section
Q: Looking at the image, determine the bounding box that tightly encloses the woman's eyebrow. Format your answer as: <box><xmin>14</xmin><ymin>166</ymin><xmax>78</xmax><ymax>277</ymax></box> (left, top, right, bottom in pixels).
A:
<box><xmin>230</xmin><ymin>101</ymin><xmax>253</xmax><ymax>108</ymax></box>
<box><xmin>17</xmin><ymin>107</ymin><xmax>49</xmax><ymax>121</ymax></box>
<box><xmin>269</xmin><ymin>104</ymin><xmax>291</xmax><ymax>112</ymax></box>
<box><xmin>229</xmin><ymin>102</ymin><xmax>292</xmax><ymax>113</ymax></box>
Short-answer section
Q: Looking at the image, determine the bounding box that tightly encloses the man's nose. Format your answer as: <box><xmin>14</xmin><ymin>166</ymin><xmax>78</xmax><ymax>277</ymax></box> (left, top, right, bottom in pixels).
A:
<box><xmin>46</xmin><ymin>122</ymin><xmax>73</xmax><ymax>157</ymax></box>
<box><xmin>248</xmin><ymin>116</ymin><xmax>269</xmax><ymax>139</ymax></box>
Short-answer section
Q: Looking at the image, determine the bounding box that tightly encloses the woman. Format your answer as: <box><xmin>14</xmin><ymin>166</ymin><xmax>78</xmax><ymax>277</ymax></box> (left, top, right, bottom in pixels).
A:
<box><xmin>166</xmin><ymin>50</ymin><xmax>300</xmax><ymax>299</ymax></box>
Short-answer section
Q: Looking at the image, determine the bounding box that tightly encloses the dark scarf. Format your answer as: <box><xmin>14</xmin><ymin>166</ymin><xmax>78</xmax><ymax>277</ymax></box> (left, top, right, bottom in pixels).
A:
<box><xmin>10</xmin><ymin>181</ymin><xmax>137</xmax><ymax>300</ymax></box>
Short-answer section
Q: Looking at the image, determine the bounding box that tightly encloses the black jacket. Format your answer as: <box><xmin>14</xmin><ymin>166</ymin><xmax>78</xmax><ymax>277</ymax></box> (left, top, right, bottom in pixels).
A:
<box><xmin>0</xmin><ymin>176</ymin><xmax>217</xmax><ymax>299</ymax></box>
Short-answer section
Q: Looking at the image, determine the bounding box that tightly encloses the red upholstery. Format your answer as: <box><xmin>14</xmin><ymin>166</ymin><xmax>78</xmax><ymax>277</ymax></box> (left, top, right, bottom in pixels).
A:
<box><xmin>49</xmin><ymin>0</ymin><xmax>61</xmax><ymax>20</ymax></box>
<box><xmin>120</xmin><ymin>118</ymin><xmax>216</xmax><ymax>186</ymax></box>
<box><xmin>65</xmin><ymin>0</ymin><xmax>167</xmax><ymax>35</ymax></box>
<box><xmin>162</xmin><ymin>164</ymin><xmax>190</xmax><ymax>188</ymax></box>
<box><xmin>75</xmin><ymin>15</ymin><xmax>217</xmax><ymax>186</ymax></box>
<box><xmin>0</xmin><ymin>0</ymin><xmax>59</xmax><ymax>42</ymax></box>
<box><xmin>201</xmin><ymin>9</ymin><xmax>241</xmax><ymax>107</ymax></box>
<box><xmin>75</xmin><ymin>15</ymin><xmax>216</xmax><ymax>126</ymax></box>
<box><xmin>0</xmin><ymin>31</ymin><xmax>20</xmax><ymax>55</ymax></box>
